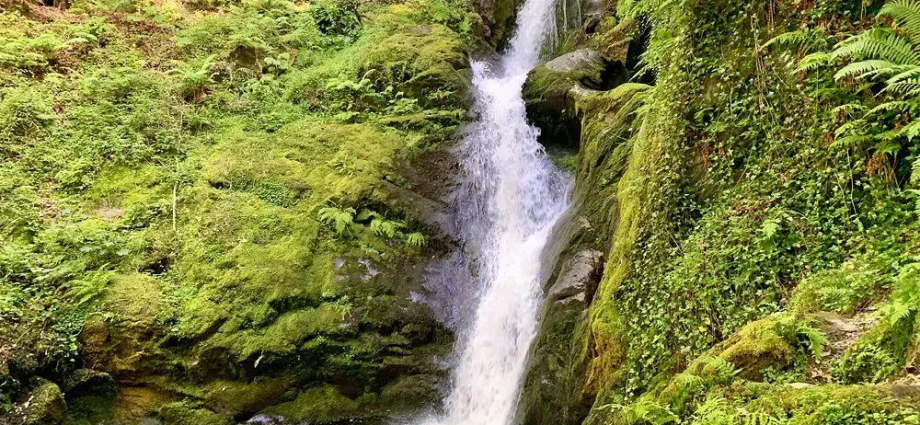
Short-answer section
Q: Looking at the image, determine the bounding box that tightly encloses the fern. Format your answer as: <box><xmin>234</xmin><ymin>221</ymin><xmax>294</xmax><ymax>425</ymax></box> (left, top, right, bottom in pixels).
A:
<box><xmin>880</xmin><ymin>0</ymin><xmax>920</xmax><ymax>45</ymax></box>
<box><xmin>700</xmin><ymin>356</ymin><xmax>740</xmax><ymax>382</ymax></box>
<box><xmin>743</xmin><ymin>412</ymin><xmax>782</xmax><ymax>425</ymax></box>
<box><xmin>404</xmin><ymin>232</ymin><xmax>427</xmax><ymax>248</ymax></box>
<box><xmin>318</xmin><ymin>205</ymin><xmax>355</xmax><ymax>235</ymax></box>
<box><xmin>369</xmin><ymin>218</ymin><xmax>404</xmax><ymax>238</ymax></box>
<box><xmin>866</xmin><ymin>100</ymin><xmax>912</xmax><ymax>116</ymax></box>
<box><xmin>833</xmin><ymin>27</ymin><xmax>920</xmax><ymax>65</ymax></box>
<box><xmin>764</xmin><ymin>28</ymin><xmax>832</xmax><ymax>52</ymax></box>
<box><xmin>795</xmin><ymin>52</ymin><xmax>832</xmax><ymax>72</ymax></box>
<box><xmin>66</xmin><ymin>270</ymin><xmax>115</xmax><ymax>306</ymax></box>
<box><xmin>835</xmin><ymin>59</ymin><xmax>906</xmax><ymax>81</ymax></box>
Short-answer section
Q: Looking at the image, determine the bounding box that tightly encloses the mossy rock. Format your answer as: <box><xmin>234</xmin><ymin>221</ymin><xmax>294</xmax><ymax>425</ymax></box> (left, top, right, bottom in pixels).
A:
<box><xmin>261</xmin><ymin>385</ymin><xmax>362</xmax><ymax>423</ymax></box>
<box><xmin>715</xmin><ymin>317</ymin><xmax>796</xmax><ymax>381</ymax></box>
<box><xmin>833</xmin><ymin>312</ymin><xmax>916</xmax><ymax>384</ymax></box>
<box><xmin>106</xmin><ymin>273</ymin><xmax>163</xmax><ymax>322</ymax></box>
<box><xmin>22</xmin><ymin>380</ymin><xmax>66</xmax><ymax>425</ymax></box>
<box><xmin>159</xmin><ymin>401</ymin><xmax>232</xmax><ymax>425</ymax></box>
<box><xmin>523</xmin><ymin>49</ymin><xmax>620</xmax><ymax>149</ymax></box>
<box><xmin>200</xmin><ymin>377</ymin><xmax>294</xmax><ymax>416</ymax></box>
<box><xmin>477</xmin><ymin>0</ymin><xmax>524</xmax><ymax>47</ymax></box>
<box><xmin>516</xmin><ymin>249</ymin><xmax>604</xmax><ymax>425</ymax></box>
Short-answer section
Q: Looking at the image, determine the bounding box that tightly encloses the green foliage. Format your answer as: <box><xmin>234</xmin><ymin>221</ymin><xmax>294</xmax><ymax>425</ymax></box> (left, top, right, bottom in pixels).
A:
<box><xmin>66</xmin><ymin>270</ymin><xmax>115</xmax><ymax>306</ymax></box>
<box><xmin>598</xmin><ymin>397</ymin><xmax>679</xmax><ymax>425</ymax></box>
<box><xmin>310</xmin><ymin>0</ymin><xmax>362</xmax><ymax>40</ymax></box>
<box><xmin>169</xmin><ymin>55</ymin><xmax>217</xmax><ymax>101</ymax></box>
<box><xmin>0</xmin><ymin>0</ymin><xmax>468</xmax><ymax>417</ymax></box>
<box><xmin>319</xmin><ymin>205</ymin><xmax>356</xmax><ymax>235</ymax></box>
<box><xmin>833</xmin><ymin>344</ymin><xmax>900</xmax><ymax>384</ymax></box>
<box><xmin>0</xmin><ymin>87</ymin><xmax>55</xmax><ymax>140</ymax></box>
<box><xmin>583</xmin><ymin>2</ymin><xmax>920</xmax><ymax>421</ymax></box>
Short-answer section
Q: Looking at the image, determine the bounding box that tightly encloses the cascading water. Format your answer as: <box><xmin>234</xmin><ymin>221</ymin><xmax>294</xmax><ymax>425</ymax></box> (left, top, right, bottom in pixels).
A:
<box><xmin>419</xmin><ymin>0</ymin><xmax>571</xmax><ymax>423</ymax></box>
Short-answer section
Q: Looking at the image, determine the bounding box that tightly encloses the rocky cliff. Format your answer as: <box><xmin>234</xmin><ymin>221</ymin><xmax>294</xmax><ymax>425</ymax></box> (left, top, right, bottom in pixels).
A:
<box><xmin>520</xmin><ymin>0</ymin><xmax>920</xmax><ymax>424</ymax></box>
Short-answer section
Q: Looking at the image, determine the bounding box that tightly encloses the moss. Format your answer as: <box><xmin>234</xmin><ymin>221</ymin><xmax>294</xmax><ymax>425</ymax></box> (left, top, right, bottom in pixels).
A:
<box><xmin>23</xmin><ymin>380</ymin><xmax>67</xmax><ymax>425</ymax></box>
<box><xmin>713</xmin><ymin>316</ymin><xmax>796</xmax><ymax>381</ymax></box>
<box><xmin>262</xmin><ymin>385</ymin><xmax>362</xmax><ymax>422</ymax></box>
<box><xmin>159</xmin><ymin>401</ymin><xmax>231</xmax><ymax>425</ymax></box>
<box><xmin>209</xmin><ymin>303</ymin><xmax>353</xmax><ymax>362</ymax></box>
<box><xmin>106</xmin><ymin>273</ymin><xmax>163</xmax><ymax>322</ymax></box>
<box><xmin>2</xmin><ymin>0</ymin><xmax>462</xmax><ymax>422</ymax></box>
<box><xmin>522</xmin><ymin>49</ymin><xmax>617</xmax><ymax>148</ymax></box>
<box><xmin>699</xmin><ymin>383</ymin><xmax>920</xmax><ymax>425</ymax></box>
<box><xmin>833</xmin><ymin>313</ymin><xmax>916</xmax><ymax>384</ymax></box>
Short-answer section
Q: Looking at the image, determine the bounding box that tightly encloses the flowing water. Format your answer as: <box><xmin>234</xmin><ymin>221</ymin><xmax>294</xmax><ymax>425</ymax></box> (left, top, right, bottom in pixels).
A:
<box><xmin>418</xmin><ymin>0</ymin><xmax>571</xmax><ymax>423</ymax></box>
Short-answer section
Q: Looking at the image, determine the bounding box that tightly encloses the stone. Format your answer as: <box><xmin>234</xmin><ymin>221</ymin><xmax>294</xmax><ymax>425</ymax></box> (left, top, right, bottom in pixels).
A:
<box><xmin>21</xmin><ymin>380</ymin><xmax>66</xmax><ymax>425</ymax></box>
<box><xmin>516</xmin><ymin>249</ymin><xmax>604</xmax><ymax>425</ymax></box>
<box><xmin>522</xmin><ymin>49</ymin><xmax>625</xmax><ymax>149</ymax></box>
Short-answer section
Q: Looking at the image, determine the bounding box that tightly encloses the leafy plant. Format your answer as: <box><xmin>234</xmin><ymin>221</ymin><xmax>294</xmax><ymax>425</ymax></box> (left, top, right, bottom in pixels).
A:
<box><xmin>66</xmin><ymin>269</ymin><xmax>115</xmax><ymax>306</ymax></box>
<box><xmin>170</xmin><ymin>55</ymin><xmax>218</xmax><ymax>102</ymax></box>
<box><xmin>310</xmin><ymin>0</ymin><xmax>362</xmax><ymax>40</ymax></box>
<box><xmin>319</xmin><ymin>205</ymin><xmax>355</xmax><ymax>235</ymax></box>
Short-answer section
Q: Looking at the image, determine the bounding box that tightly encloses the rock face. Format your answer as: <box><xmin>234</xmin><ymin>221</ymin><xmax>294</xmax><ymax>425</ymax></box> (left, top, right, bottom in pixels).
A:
<box><xmin>522</xmin><ymin>49</ymin><xmax>622</xmax><ymax>149</ymax></box>
<box><xmin>522</xmin><ymin>47</ymin><xmax>634</xmax><ymax>152</ymax></box>
<box><xmin>516</xmin><ymin>249</ymin><xmax>604</xmax><ymax>425</ymax></box>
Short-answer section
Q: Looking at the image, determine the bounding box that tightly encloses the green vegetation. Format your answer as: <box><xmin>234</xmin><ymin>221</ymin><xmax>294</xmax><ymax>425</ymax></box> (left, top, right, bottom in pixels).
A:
<box><xmin>0</xmin><ymin>0</ymin><xmax>473</xmax><ymax>421</ymax></box>
<box><xmin>8</xmin><ymin>0</ymin><xmax>920</xmax><ymax>421</ymax></box>
<box><xmin>519</xmin><ymin>0</ymin><xmax>920</xmax><ymax>423</ymax></box>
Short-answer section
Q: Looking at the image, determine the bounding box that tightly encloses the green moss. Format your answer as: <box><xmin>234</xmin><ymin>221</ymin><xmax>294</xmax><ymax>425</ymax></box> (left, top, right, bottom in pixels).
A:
<box><xmin>23</xmin><ymin>380</ymin><xmax>67</xmax><ymax>425</ymax></box>
<box><xmin>262</xmin><ymin>385</ymin><xmax>361</xmax><ymax>422</ymax></box>
<box><xmin>3</xmin><ymin>0</ymin><xmax>460</xmax><ymax>422</ymax></box>
<box><xmin>210</xmin><ymin>303</ymin><xmax>353</xmax><ymax>361</ymax></box>
<box><xmin>200</xmin><ymin>377</ymin><xmax>294</xmax><ymax>414</ymax></box>
<box><xmin>106</xmin><ymin>273</ymin><xmax>163</xmax><ymax>322</ymax></box>
<box><xmin>697</xmin><ymin>384</ymin><xmax>920</xmax><ymax>425</ymax></box>
<box><xmin>833</xmin><ymin>314</ymin><xmax>916</xmax><ymax>384</ymax></box>
<box><xmin>159</xmin><ymin>401</ymin><xmax>231</xmax><ymax>425</ymax></box>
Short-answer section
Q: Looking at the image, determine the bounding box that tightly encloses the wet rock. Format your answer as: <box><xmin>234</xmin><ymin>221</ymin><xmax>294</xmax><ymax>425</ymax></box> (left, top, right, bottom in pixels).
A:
<box><xmin>20</xmin><ymin>380</ymin><xmax>66</xmax><ymax>425</ymax></box>
<box><xmin>477</xmin><ymin>0</ymin><xmax>524</xmax><ymax>48</ymax></box>
<box><xmin>160</xmin><ymin>402</ymin><xmax>232</xmax><ymax>425</ymax></box>
<box><xmin>545</xmin><ymin>250</ymin><xmax>604</xmax><ymax>303</ymax></box>
<box><xmin>62</xmin><ymin>369</ymin><xmax>116</xmax><ymax>396</ymax></box>
<box><xmin>516</xmin><ymin>249</ymin><xmax>604</xmax><ymax>425</ymax></box>
<box><xmin>522</xmin><ymin>49</ymin><xmax>625</xmax><ymax>149</ymax></box>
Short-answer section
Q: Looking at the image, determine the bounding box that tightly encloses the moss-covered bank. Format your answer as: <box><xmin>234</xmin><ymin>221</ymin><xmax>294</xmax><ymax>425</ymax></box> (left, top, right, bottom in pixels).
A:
<box><xmin>521</xmin><ymin>0</ymin><xmax>920</xmax><ymax>424</ymax></box>
<box><xmin>0</xmin><ymin>0</ymin><xmax>483</xmax><ymax>422</ymax></box>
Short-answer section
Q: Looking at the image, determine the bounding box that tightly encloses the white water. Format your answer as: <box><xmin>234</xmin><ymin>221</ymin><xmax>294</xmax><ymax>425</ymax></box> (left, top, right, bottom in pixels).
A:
<box><xmin>419</xmin><ymin>0</ymin><xmax>571</xmax><ymax>423</ymax></box>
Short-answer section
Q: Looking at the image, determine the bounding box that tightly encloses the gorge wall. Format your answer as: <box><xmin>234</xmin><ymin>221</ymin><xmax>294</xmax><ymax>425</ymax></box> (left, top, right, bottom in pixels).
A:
<box><xmin>519</xmin><ymin>0</ymin><xmax>920</xmax><ymax>424</ymax></box>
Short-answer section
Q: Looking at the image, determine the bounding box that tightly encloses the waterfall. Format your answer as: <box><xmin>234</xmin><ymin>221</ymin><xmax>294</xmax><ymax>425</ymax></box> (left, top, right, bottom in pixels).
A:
<box><xmin>418</xmin><ymin>0</ymin><xmax>571</xmax><ymax>423</ymax></box>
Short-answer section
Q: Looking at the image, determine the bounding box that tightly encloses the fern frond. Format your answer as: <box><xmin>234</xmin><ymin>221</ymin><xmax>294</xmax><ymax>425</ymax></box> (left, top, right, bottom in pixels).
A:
<box><xmin>880</xmin><ymin>0</ymin><xmax>920</xmax><ymax>45</ymax></box>
<box><xmin>764</xmin><ymin>28</ymin><xmax>831</xmax><ymax>51</ymax></box>
<box><xmin>886</xmin><ymin>63</ymin><xmax>920</xmax><ymax>85</ymax></box>
<box><xmin>867</xmin><ymin>100</ymin><xmax>912</xmax><ymax>116</ymax></box>
<box><xmin>832</xmin><ymin>103</ymin><xmax>867</xmax><ymax>117</ymax></box>
<box><xmin>912</xmin><ymin>155</ymin><xmax>920</xmax><ymax>184</ymax></box>
<box><xmin>835</xmin><ymin>119</ymin><xmax>868</xmax><ymax>138</ymax></box>
<box><xmin>833</xmin><ymin>27</ymin><xmax>920</xmax><ymax>65</ymax></box>
<box><xmin>834</xmin><ymin>59</ymin><xmax>904</xmax><ymax>81</ymax></box>
<box><xmin>796</xmin><ymin>52</ymin><xmax>832</xmax><ymax>72</ymax></box>
<box><xmin>898</xmin><ymin>118</ymin><xmax>920</xmax><ymax>139</ymax></box>
<box><xmin>883</xmin><ymin>78</ymin><xmax>920</xmax><ymax>94</ymax></box>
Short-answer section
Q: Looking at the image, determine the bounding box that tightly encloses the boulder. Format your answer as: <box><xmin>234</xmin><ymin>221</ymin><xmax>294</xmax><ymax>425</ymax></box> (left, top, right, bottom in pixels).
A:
<box><xmin>516</xmin><ymin>249</ymin><xmax>604</xmax><ymax>425</ymax></box>
<box><xmin>21</xmin><ymin>380</ymin><xmax>66</xmax><ymax>425</ymax></box>
<box><xmin>522</xmin><ymin>49</ymin><xmax>625</xmax><ymax>149</ymax></box>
